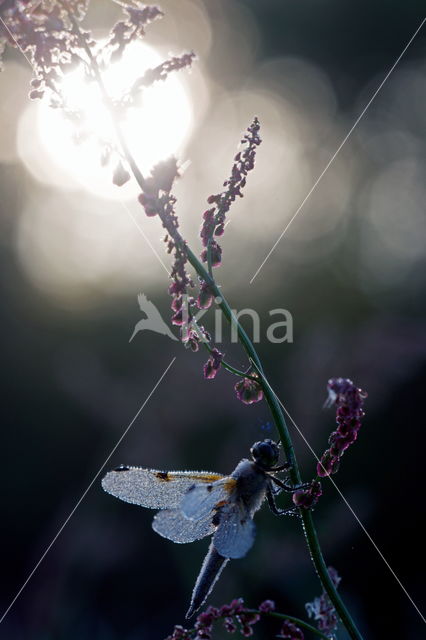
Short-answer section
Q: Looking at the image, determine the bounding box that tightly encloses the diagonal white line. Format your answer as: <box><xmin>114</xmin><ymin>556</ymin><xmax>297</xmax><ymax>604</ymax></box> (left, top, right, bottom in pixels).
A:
<box><xmin>0</xmin><ymin>14</ymin><xmax>34</xmax><ymax>68</ymax></box>
<box><xmin>119</xmin><ymin>200</ymin><xmax>170</xmax><ymax>275</ymax></box>
<box><xmin>0</xmin><ymin>357</ymin><xmax>177</xmax><ymax>626</ymax></box>
<box><xmin>249</xmin><ymin>16</ymin><xmax>426</xmax><ymax>284</ymax></box>
<box><xmin>263</xmin><ymin>374</ymin><xmax>426</xmax><ymax>624</ymax></box>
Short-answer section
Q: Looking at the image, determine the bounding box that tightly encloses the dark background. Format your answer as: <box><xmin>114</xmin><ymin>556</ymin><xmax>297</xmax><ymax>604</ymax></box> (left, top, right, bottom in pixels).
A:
<box><xmin>0</xmin><ymin>1</ymin><xmax>425</xmax><ymax>638</ymax></box>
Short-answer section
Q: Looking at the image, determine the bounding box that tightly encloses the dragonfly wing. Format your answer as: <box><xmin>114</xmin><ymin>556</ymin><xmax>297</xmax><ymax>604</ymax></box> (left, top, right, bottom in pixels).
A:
<box><xmin>102</xmin><ymin>467</ymin><xmax>224</xmax><ymax>509</ymax></box>
<box><xmin>152</xmin><ymin>508</ymin><xmax>215</xmax><ymax>543</ymax></box>
<box><xmin>213</xmin><ymin>501</ymin><xmax>256</xmax><ymax>559</ymax></box>
<box><xmin>181</xmin><ymin>477</ymin><xmax>237</xmax><ymax>521</ymax></box>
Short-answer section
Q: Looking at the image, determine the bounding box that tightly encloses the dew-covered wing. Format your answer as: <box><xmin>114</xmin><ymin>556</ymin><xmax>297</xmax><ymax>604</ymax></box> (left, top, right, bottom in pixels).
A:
<box><xmin>181</xmin><ymin>477</ymin><xmax>237</xmax><ymax>521</ymax></box>
<box><xmin>152</xmin><ymin>508</ymin><xmax>215</xmax><ymax>543</ymax></box>
<box><xmin>102</xmin><ymin>466</ymin><xmax>224</xmax><ymax>509</ymax></box>
<box><xmin>213</xmin><ymin>501</ymin><xmax>256</xmax><ymax>559</ymax></box>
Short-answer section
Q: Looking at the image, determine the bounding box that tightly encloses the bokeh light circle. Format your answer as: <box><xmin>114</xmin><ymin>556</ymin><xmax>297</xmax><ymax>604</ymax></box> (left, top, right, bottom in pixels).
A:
<box><xmin>18</xmin><ymin>41</ymin><xmax>194</xmax><ymax>200</ymax></box>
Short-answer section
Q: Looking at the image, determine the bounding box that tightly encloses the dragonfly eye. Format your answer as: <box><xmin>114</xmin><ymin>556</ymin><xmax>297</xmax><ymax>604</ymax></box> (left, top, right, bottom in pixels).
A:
<box><xmin>250</xmin><ymin>439</ymin><xmax>279</xmax><ymax>469</ymax></box>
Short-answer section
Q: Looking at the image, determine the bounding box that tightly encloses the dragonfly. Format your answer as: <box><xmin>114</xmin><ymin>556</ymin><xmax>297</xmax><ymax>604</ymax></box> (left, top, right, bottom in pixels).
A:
<box><xmin>102</xmin><ymin>439</ymin><xmax>306</xmax><ymax>618</ymax></box>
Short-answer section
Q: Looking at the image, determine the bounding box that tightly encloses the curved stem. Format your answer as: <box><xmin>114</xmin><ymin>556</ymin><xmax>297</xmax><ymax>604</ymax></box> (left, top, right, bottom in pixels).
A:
<box><xmin>197</xmin><ymin>329</ymin><xmax>258</xmax><ymax>379</ymax></box>
<box><xmin>183</xmin><ymin>268</ymin><xmax>362</xmax><ymax>639</ymax></box>
<box><xmin>186</xmin><ymin>247</ymin><xmax>264</xmax><ymax>373</ymax></box>
<box><xmin>185</xmin><ymin>610</ymin><xmax>333</xmax><ymax>640</ymax></box>
<box><xmin>70</xmin><ymin>16</ymin><xmax>363</xmax><ymax>640</ymax></box>
<box><xmin>248</xmin><ymin>610</ymin><xmax>334</xmax><ymax>640</ymax></box>
<box><xmin>120</xmin><ymin>153</ymin><xmax>363</xmax><ymax>639</ymax></box>
<box><xmin>159</xmin><ymin>218</ymin><xmax>363</xmax><ymax>639</ymax></box>
<box><xmin>220</xmin><ymin>360</ymin><xmax>256</xmax><ymax>379</ymax></box>
<box><xmin>121</xmin><ymin>151</ymin><xmax>363</xmax><ymax>640</ymax></box>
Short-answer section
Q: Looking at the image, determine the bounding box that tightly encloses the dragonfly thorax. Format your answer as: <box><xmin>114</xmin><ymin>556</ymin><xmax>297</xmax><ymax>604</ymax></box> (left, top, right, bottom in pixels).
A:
<box><xmin>232</xmin><ymin>458</ymin><xmax>269</xmax><ymax>515</ymax></box>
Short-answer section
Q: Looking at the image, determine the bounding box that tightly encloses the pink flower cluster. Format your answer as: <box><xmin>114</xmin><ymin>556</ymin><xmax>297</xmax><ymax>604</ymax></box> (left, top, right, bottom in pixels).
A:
<box><xmin>305</xmin><ymin>567</ymin><xmax>341</xmax><ymax>636</ymax></box>
<box><xmin>203</xmin><ymin>348</ymin><xmax>224</xmax><ymax>379</ymax></box>
<box><xmin>103</xmin><ymin>3</ymin><xmax>163</xmax><ymax>63</ymax></box>
<box><xmin>166</xmin><ymin>599</ymin><xmax>265</xmax><ymax>640</ymax></box>
<box><xmin>277</xmin><ymin>619</ymin><xmax>305</xmax><ymax>639</ymax></box>
<box><xmin>197</xmin><ymin>281</ymin><xmax>215</xmax><ymax>310</ymax></box>
<box><xmin>317</xmin><ymin>378</ymin><xmax>367</xmax><ymax>477</ymax></box>
<box><xmin>137</xmin><ymin>158</ymin><xmax>196</xmax><ymax>331</ymax></box>
<box><xmin>126</xmin><ymin>51</ymin><xmax>196</xmax><ymax>102</ymax></box>
<box><xmin>292</xmin><ymin>479</ymin><xmax>322</xmax><ymax>510</ymax></box>
<box><xmin>0</xmin><ymin>0</ymin><xmax>89</xmax><ymax>100</ymax></box>
<box><xmin>234</xmin><ymin>374</ymin><xmax>264</xmax><ymax>405</ymax></box>
<box><xmin>200</xmin><ymin>117</ymin><xmax>262</xmax><ymax>268</ymax></box>
<box><xmin>165</xmin><ymin>599</ymin><xmax>307</xmax><ymax>640</ymax></box>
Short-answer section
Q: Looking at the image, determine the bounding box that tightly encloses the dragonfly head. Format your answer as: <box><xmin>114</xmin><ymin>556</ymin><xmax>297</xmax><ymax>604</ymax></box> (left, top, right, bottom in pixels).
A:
<box><xmin>250</xmin><ymin>439</ymin><xmax>280</xmax><ymax>470</ymax></box>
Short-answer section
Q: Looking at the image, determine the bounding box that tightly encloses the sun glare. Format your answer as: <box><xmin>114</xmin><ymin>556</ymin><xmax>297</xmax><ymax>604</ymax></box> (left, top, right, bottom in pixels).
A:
<box><xmin>27</xmin><ymin>41</ymin><xmax>194</xmax><ymax>199</ymax></box>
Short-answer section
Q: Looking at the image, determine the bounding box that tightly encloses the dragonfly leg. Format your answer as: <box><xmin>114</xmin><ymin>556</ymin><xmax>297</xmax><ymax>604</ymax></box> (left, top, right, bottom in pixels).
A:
<box><xmin>266</xmin><ymin>485</ymin><xmax>300</xmax><ymax>518</ymax></box>
<box><xmin>270</xmin><ymin>475</ymin><xmax>311</xmax><ymax>493</ymax></box>
<box><xmin>270</xmin><ymin>462</ymin><xmax>291</xmax><ymax>472</ymax></box>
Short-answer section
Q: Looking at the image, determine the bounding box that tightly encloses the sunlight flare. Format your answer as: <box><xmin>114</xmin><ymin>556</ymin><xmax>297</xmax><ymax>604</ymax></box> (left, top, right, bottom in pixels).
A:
<box><xmin>23</xmin><ymin>41</ymin><xmax>194</xmax><ymax>199</ymax></box>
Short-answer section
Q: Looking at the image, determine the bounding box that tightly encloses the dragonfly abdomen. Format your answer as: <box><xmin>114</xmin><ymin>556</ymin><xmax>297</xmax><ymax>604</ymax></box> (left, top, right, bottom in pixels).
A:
<box><xmin>186</xmin><ymin>542</ymin><xmax>229</xmax><ymax>618</ymax></box>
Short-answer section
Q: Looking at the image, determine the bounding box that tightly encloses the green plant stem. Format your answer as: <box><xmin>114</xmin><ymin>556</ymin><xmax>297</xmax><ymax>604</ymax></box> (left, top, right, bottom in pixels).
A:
<box><xmin>197</xmin><ymin>329</ymin><xmax>258</xmax><ymax>379</ymax></box>
<box><xmin>184</xmin><ymin>253</ymin><xmax>364</xmax><ymax>640</ymax></box>
<box><xmin>71</xmin><ymin>17</ymin><xmax>363</xmax><ymax>640</ymax></box>
<box><xmin>220</xmin><ymin>360</ymin><xmax>253</xmax><ymax>379</ymax></box>
<box><xmin>122</xmin><ymin>159</ymin><xmax>363</xmax><ymax>640</ymax></box>
<box><xmin>126</xmin><ymin>171</ymin><xmax>363</xmax><ymax>640</ymax></box>
<box><xmin>206</xmin><ymin>239</ymin><xmax>213</xmax><ymax>278</ymax></box>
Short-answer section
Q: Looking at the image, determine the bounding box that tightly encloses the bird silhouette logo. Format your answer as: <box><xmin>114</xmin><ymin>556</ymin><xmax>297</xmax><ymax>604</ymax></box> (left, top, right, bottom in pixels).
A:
<box><xmin>129</xmin><ymin>294</ymin><xmax>178</xmax><ymax>343</ymax></box>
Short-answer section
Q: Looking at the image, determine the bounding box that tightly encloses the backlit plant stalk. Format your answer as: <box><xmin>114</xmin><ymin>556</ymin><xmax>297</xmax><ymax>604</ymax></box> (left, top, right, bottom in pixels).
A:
<box><xmin>0</xmin><ymin>3</ymin><xmax>366</xmax><ymax>638</ymax></box>
<box><xmin>75</xmin><ymin>43</ymin><xmax>363</xmax><ymax>640</ymax></box>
